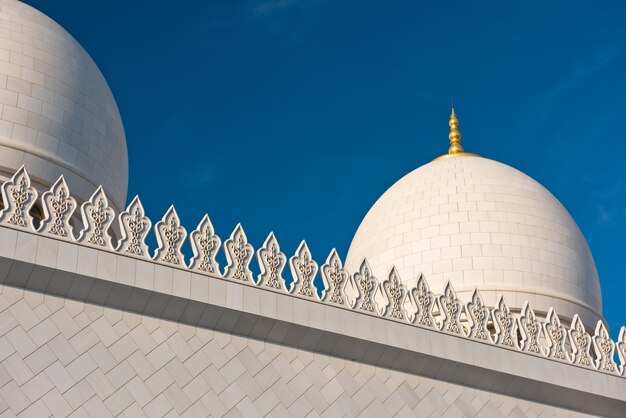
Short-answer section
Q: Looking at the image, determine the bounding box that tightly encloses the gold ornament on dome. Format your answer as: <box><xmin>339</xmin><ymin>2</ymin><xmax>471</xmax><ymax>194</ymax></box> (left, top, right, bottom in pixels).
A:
<box><xmin>434</xmin><ymin>106</ymin><xmax>480</xmax><ymax>160</ymax></box>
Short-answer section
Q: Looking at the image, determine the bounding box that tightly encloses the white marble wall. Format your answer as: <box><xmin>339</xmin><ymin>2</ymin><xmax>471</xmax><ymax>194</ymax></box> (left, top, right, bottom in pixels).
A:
<box><xmin>0</xmin><ymin>284</ymin><xmax>590</xmax><ymax>417</ymax></box>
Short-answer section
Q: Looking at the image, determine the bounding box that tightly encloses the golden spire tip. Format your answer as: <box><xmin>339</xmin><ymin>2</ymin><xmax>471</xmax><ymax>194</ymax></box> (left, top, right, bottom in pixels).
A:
<box><xmin>447</xmin><ymin>106</ymin><xmax>463</xmax><ymax>154</ymax></box>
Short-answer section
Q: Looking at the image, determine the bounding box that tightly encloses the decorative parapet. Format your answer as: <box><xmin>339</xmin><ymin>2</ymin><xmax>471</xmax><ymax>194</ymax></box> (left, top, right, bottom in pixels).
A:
<box><xmin>569</xmin><ymin>314</ymin><xmax>594</xmax><ymax>368</ymax></box>
<box><xmin>437</xmin><ymin>282</ymin><xmax>464</xmax><ymax>335</ymax></box>
<box><xmin>257</xmin><ymin>232</ymin><xmax>287</xmax><ymax>290</ymax></box>
<box><xmin>492</xmin><ymin>295</ymin><xmax>518</xmax><ymax>349</ymax></box>
<box><xmin>189</xmin><ymin>214</ymin><xmax>221</xmax><ymax>274</ymax></box>
<box><xmin>223</xmin><ymin>223</ymin><xmax>254</xmax><ymax>282</ymax></box>
<box><xmin>466</xmin><ymin>289</ymin><xmax>491</xmax><ymax>341</ymax></box>
<box><xmin>407</xmin><ymin>275</ymin><xmax>436</xmax><ymax>327</ymax></box>
<box><xmin>319</xmin><ymin>248</ymin><xmax>351</xmax><ymax>305</ymax></box>
<box><xmin>289</xmin><ymin>241</ymin><xmax>319</xmax><ymax>298</ymax></box>
<box><xmin>77</xmin><ymin>186</ymin><xmax>115</xmax><ymax>249</ymax></box>
<box><xmin>38</xmin><ymin>176</ymin><xmax>77</xmax><ymax>239</ymax></box>
<box><xmin>153</xmin><ymin>205</ymin><xmax>187</xmax><ymax>265</ymax></box>
<box><xmin>1</xmin><ymin>166</ymin><xmax>625</xmax><ymax>378</ymax></box>
<box><xmin>0</xmin><ymin>165</ymin><xmax>37</xmax><ymax>230</ymax></box>
<box><xmin>116</xmin><ymin>196</ymin><xmax>151</xmax><ymax>257</ymax></box>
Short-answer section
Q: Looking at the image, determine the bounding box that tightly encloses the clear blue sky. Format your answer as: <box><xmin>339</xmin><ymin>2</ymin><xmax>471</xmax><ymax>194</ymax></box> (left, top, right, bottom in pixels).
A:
<box><xmin>25</xmin><ymin>0</ymin><xmax>626</xmax><ymax>334</ymax></box>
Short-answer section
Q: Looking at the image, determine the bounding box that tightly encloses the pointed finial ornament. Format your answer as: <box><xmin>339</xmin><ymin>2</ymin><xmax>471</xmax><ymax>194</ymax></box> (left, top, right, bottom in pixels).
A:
<box><xmin>448</xmin><ymin>107</ymin><xmax>464</xmax><ymax>154</ymax></box>
<box><xmin>434</xmin><ymin>105</ymin><xmax>480</xmax><ymax>160</ymax></box>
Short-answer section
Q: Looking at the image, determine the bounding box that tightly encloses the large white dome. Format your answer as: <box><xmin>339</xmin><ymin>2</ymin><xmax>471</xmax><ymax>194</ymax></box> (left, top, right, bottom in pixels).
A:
<box><xmin>346</xmin><ymin>138</ymin><xmax>602</xmax><ymax>327</ymax></box>
<box><xmin>0</xmin><ymin>0</ymin><xmax>128</xmax><ymax>211</ymax></box>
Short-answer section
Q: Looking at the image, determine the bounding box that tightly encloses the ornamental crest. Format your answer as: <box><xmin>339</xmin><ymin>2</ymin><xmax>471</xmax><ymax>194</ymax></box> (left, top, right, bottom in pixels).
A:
<box><xmin>543</xmin><ymin>308</ymin><xmax>570</xmax><ymax>362</ymax></box>
<box><xmin>39</xmin><ymin>176</ymin><xmax>76</xmax><ymax>239</ymax></box>
<box><xmin>189</xmin><ymin>214</ymin><xmax>221</xmax><ymax>274</ymax></box>
<box><xmin>320</xmin><ymin>249</ymin><xmax>351</xmax><ymax>305</ymax></box>
<box><xmin>353</xmin><ymin>259</ymin><xmax>378</xmax><ymax>313</ymax></box>
<box><xmin>0</xmin><ymin>166</ymin><xmax>37</xmax><ymax>230</ymax></box>
<box><xmin>153</xmin><ymin>206</ymin><xmax>187</xmax><ymax>265</ymax></box>
<box><xmin>223</xmin><ymin>223</ymin><xmax>254</xmax><ymax>282</ymax></box>
<box><xmin>380</xmin><ymin>267</ymin><xmax>406</xmax><ymax>320</ymax></box>
<box><xmin>289</xmin><ymin>241</ymin><xmax>318</xmax><ymax>297</ymax></box>
<box><xmin>491</xmin><ymin>296</ymin><xmax>518</xmax><ymax>348</ymax></box>
<box><xmin>617</xmin><ymin>327</ymin><xmax>626</xmax><ymax>376</ymax></box>
<box><xmin>409</xmin><ymin>275</ymin><xmax>436</xmax><ymax>327</ymax></box>
<box><xmin>568</xmin><ymin>314</ymin><xmax>593</xmax><ymax>368</ymax></box>
<box><xmin>466</xmin><ymin>289</ymin><xmax>491</xmax><ymax>341</ymax></box>
<box><xmin>116</xmin><ymin>196</ymin><xmax>151</xmax><ymax>257</ymax></box>
<box><xmin>77</xmin><ymin>186</ymin><xmax>115</xmax><ymax>249</ymax></box>
<box><xmin>257</xmin><ymin>232</ymin><xmax>286</xmax><ymax>289</ymax></box>
<box><xmin>437</xmin><ymin>282</ymin><xmax>464</xmax><ymax>334</ymax></box>
<box><xmin>593</xmin><ymin>321</ymin><xmax>617</xmax><ymax>373</ymax></box>
<box><xmin>519</xmin><ymin>302</ymin><xmax>543</xmax><ymax>355</ymax></box>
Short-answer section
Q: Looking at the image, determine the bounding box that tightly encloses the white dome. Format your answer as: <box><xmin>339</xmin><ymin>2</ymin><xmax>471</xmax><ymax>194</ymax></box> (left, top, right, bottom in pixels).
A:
<box><xmin>0</xmin><ymin>0</ymin><xmax>128</xmax><ymax>211</ymax></box>
<box><xmin>345</xmin><ymin>155</ymin><xmax>602</xmax><ymax>326</ymax></box>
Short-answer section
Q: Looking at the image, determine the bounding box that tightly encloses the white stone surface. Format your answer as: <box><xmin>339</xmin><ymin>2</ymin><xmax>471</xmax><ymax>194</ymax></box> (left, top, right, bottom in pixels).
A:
<box><xmin>0</xmin><ymin>284</ymin><xmax>592</xmax><ymax>417</ymax></box>
<box><xmin>0</xmin><ymin>0</ymin><xmax>128</xmax><ymax>212</ymax></box>
<box><xmin>346</xmin><ymin>156</ymin><xmax>602</xmax><ymax>326</ymax></box>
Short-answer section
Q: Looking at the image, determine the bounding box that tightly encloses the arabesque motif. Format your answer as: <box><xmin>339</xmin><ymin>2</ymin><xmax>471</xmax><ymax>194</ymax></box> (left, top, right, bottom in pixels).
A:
<box><xmin>519</xmin><ymin>302</ymin><xmax>543</xmax><ymax>355</ymax></box>
<box><xmin>353</xmin><ymin>259</ymin><xmax>377</xmax><ymax>313</ymax></box>
<box><xmin>117</xmin><ymin>196</ymin><xmax>151</xmax><ymax>257</ymax></box>
<box><xmin>257</xmin><ymin>232</ymin><xmax>286</xmax><ymax>289</ymax></box>
<box><xmin>568</xmin><ymin>314</ymin><xmax>594</xmax><ymax>368</ymax></box>
<box><xmin>289</xmin><ymin>241</ymin><xmax>318</xmax><ymax>297</ymax></box>
<box><xmin>381</xmin><ymin>268</ymin><xmax>406</xmax><ymax>320</ymax></box>
<box><xmin>492</xmin><ymin>296</ymin><xmax>517</xmax><ymax>348</ymax></box>
<box><xmin>0</xmin><ymin>166</ymin><xmax>37</xmax><ymax>230</ymax></box>
<box><xmin>437</xmin><ymin>282</ymin><xmax>463</xmax><ymax>334</ymax></box>
<box><xmin>320</xmin><ymin>249</ymin><xmax>350</xmax><ymax>305</ymax></box>
<box><xmin>409</xmin><ymin>275</ymin><xmax>436</xmax><ymax>327</ymax></box>
<box><xmin>153</xmin><ymin>206</ymin><xmax>187</xmax><ymax>265</ymax></box>
<box><xmin>189</xmin><ymin>215</ymin><xmax>221</xmax><ymax>274</ymax></box>
<box><xmin>617</xmin><ymin>327</ymin><xmax>626</xmax><ymax>376</ymax></box>
<box><xmin>466</xmin><ymin>289</ymin><xmax>491</xmax><ymax>341</ymax></box>
<box><xmin>77</xmin><ymin>187</ymin><xmax>115</xmax><ymax>249</ymax></box>
<box><xmin>544</xmin><ymin>308</ymin><xmax>569</xmax><ymax>362</ymax></box>
<box><xmin>223</xmin><ymin>224</ymin><xmax>254</xmax><ymax>282</ymax></box>
<box><xmin>593</xmin><ymin>321</ymin><xmax>617</xmax><ymax>373</ymax></box>
<box><xmin>39</xmin><ymin>176</ymin><xmax>76</xmax><ymax>239</ymax></box>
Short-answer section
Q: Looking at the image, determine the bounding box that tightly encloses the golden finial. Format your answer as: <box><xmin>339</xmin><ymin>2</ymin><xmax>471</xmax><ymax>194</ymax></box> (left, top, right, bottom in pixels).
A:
<box><xmin>434</xmin><ymin>105</ymin><xmax>480</xmax><ymax>161</ymax></box>
<box><xmin>448</xmin><ymin>106</ymin><xmax>464</xmax><ymax>154</ymax></box>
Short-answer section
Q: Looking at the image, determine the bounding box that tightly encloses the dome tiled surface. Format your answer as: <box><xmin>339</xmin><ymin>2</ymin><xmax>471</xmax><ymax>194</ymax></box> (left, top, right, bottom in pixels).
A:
<box><xmin>346</xmin><ymin>156</ymin><xmax>602</xmax><ymax>326</ymax></box>
<box><xmin>0</xmin><ymin>0</ymin><xmax>128</xmax><ymax>211</ymax></box>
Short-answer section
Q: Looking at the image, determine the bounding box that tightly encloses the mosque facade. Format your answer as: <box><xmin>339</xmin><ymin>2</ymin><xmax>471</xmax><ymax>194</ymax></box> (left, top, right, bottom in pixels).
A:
<box><xmin>0</xmin><ymin>0</ymin><xmax>624</xmax><ymax>416</ymax></box>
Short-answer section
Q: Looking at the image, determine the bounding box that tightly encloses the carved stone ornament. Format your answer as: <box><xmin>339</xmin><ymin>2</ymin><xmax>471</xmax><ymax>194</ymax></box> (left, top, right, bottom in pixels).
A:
<box><xmin>408</xmin><ymin>275</ymin><xmax>436</xmax><ymax>327</ymax></box>
<box><xmin>617</xmin><ymin>327</ymin><xmax>626</xmax><ymax>376</ymax></box>
<box><xmin>223</xmin><ymin>223</ymin><xmax>254</xmax><ymax>282</ymax></box>
<box><xmin>289</xmin><ymin>241</ymin><xmax>318</xmax><ymax>297</ymax></box>
<box><xmin>77</xmin><ymin>186</ymin><xmax>115</xmax><ymax>249</ymax></box>
<box><xmin>153</xmin><ymin>206</ymin><xmax>187</xmax><ymax>266</ymax></box>
<box><xmin>353</xmin><ymin>258</ymin><xmax>378</xmax><ymax>313</ymax></box>
<box><xmin>543</xmin><ymin>308</ymin><xmax>570</xmax><ymax>362</ymax></box>
<box><xmin>38</xmin><ymin>175</ymin><xmax>76</xmax><ymax>239</ymax></box>
<box><xmin>491</xmin><ymin>296</ymin><xmax>518</xmax><ymax>348</ymax></box>
<box><xmin>437</xmin><ymin>282</ymin><xmax>464</xmax><ymax>334</ymax></box>
<box><xmin>568</xmin><ymin>314</ymin><xmax>594</xmax><ymax>368</ymax></box>
<box><xmin>256</xmin><ymin>232</ymin><xmax>286</xmax><ymax>290</ymax></box>
<box><xmin>320</xmin><ymin>249</ymin><xmax>351</xmax><ymax>305</ymax></box>
<box><xmin>188</xmin><ymin>214</ymin><xmax>221</xmax><ymax>275</ymax></box>
<box><xmin>519</xmin><ymin>302</ymin><xmax>543</xmax><ymax>355</ymax></box>
<box><xmin>466</xmin><ymin>289</ymin><xmax>491</xmax><ymax>342</ymax></box>
<box><xmin>116</xmin><ymin>196</ymin><xmax>151</xmax><ymax>258</ymax></box>
<box><xmin>0</xmin><ymin>166</ymin><xmax>37</xmax><ymax>230</ymax></box>
<box><xmin>593</xmin><ymin>321</ymin><xmax>618</xmax><ymax>373</ymax></box>
<box><xmin>380</xmin><ymin>267</ymin><xmax>406</xmax><ymax>320</ymax></box>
